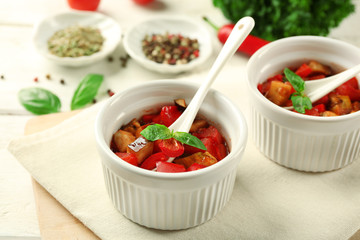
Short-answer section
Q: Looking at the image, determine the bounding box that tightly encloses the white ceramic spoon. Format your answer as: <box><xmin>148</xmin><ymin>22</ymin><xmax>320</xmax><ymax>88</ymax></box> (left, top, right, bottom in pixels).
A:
<box><xmin>285</xmin><ymin>63</ymin><xmax>360</xmax><ymax>110</ymax></box>
<box><xmin>168</xmin><ymin>16</ymin><xmax>255</xmax><ymax>134</ymax></box>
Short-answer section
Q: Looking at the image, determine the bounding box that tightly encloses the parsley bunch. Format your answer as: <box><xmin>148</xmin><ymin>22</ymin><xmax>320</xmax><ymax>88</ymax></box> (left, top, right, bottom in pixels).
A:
<box><xmin>212</xmin><ymin>0</ymin><xmax>355</xmax><ymax>41</ymax></box>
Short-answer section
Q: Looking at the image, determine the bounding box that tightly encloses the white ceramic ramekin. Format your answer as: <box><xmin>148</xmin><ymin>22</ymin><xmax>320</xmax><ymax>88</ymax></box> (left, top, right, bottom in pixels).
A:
<box><xmin>95</xmin><ymin>80</ymin><xmax>247</xmax><ymax>230</ymax></box>
<box><xmin>247</xmin><ymin>36</ymin><xmax>360</xmax><ymax>172</ymax></box>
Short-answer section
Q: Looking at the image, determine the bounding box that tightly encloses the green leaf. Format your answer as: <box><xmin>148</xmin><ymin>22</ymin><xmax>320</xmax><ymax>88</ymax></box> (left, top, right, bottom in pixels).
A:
<box><xmin>284</xmin><ymin>68</ymin><xmax>304</xmax><ymax>92</ymax></box>
<box><xmin>140</xmin><ymin>124</ymin><xmax>171</xmax><ymax>141</ymax></box>
<box><xmin>291</xmin><ymin>95</ymin><xmax>312</xmax><ymax>114</ymax></box>
<box><xmin>71</xmin><ymin>74</ymin><xmax>103</xmax><ymax>110</ymax></box>
<box><xmin>173</xmin><ymin>132</ymin><xmax>207</xmax><ymax>151</ymax></box>
<box><xmin>212</xmin><ymin>0</ymin><xmax>354</xmax><ymax>41</ymax></box>
<box><xmin>18</xmin><ymin>87</ymin><xmax>61</xmax><ymax>115</ymax></box>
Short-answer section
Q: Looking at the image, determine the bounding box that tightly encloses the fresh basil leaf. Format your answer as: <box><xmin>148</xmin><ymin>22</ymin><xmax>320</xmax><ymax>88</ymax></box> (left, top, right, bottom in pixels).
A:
<box><xmin>140</xmin><ymin>124</ymin><xmax>171</xmax><ymax>141</ymax></box>
<box><xmin>284</xmin><ymin>68</ymin><xmax>305</xmax><ymax>93</ymax></box>
<box><xmin>18</xmin><ymin>87</ymin><xmax>61</xmax><ymax>115</ymax></box>
<box><xmin>71</xmin><ymin>74</ymin><xmax>103</xmax><ymax>110</ymax></box>
<box><xmin>173</xmin><ymin>132</ymin><xmax>207</xmax><ymax>151</ymax></box>
<box><xmin>291</xmin><ymin>95</ymin><xmax>312</xmax><ymax>114</ymax></box>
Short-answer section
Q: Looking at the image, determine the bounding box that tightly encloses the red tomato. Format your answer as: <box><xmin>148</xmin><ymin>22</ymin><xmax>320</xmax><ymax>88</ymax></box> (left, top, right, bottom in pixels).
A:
<box><xmin>184</xmin><ymin>144</ymin><xmax>205</xmax><ymax>155</ymax></box>
<box><xmin>313</xmin><ymin>95</ymin><xmax>329</xmax><ymax>105</ymax></box>
<box><xmin>305</xmin><ymin>104</ymin><xmax>326</xmax><ymax>116</ymax></box>
<box><xmin>216</xmin><ymin>143</ymin><xmax>228</xmax><ymax>160</ymax></box>
<box><xmin>201</xmin><ymin>137</ymin><xmax>218</xmax><ymax>159</ymax></box>
<box><xmin>156</xmin><ymin>161</ymin><xmax>186</xmax><ymax>173</ymax></box>
<box><xmin>115</xmin><ymin>152</ymin><xmax>138</xmax><ymax>166</ymax></box>
<box><xmin>67</xmin><ymin>0</ymin><xmax>100</xmax><ymax>11</ymax></box>
<box><xmin>187</xmin><ymin>163</ymin><xmax>206</xmax><ymax>172</ymax></box>
<box><xmin>159</xmin><ymin>138</ymin><xmax>184</xmax><ymax>157</ymax></box>
<box><xmin>132</xmin><ymin>0</ymin><xmax>154</xmax><ymax>5</ymax></box>
<box><xmin>160</xmin><ymin>105</ymin><xmax>182</xmax><ymax>127</ymax></box>
<box><xmin>140</xmin><ymin>152</ymin><xmax>168</xmax><ymax>170</ymax></box>
<box><xmin>295</xmin><ymin>63</ymin><xmax>312</xmax><ymax>78</ymax></box>
<box><xmin>344</xmin><ymin>77</ymin><xmax>359</xmax><ymax>89</ymax></box>
<box><xmin>267</xmin><ymin>74</ymin><xmax>283</xmax><ymax>82</ymax></box>
<box><xmin>335</xmin><ymin>84</ymin><xmax>360</xmax><ymax>101</ymax></box>
<box><xmin>193</xmin><ymin>126</ymin><xmax>223</xmax><ymax>144</ymax></box>
<box><xmin>141</xmin><ymin>114</ymin><xmax>158</xmax><ymax>124</ymax></box>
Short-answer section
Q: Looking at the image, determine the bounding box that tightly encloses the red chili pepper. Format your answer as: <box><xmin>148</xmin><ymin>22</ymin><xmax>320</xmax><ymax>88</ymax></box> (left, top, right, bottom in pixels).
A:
<box><xmin>203</xmin><ymin>17</ymin><xmax>269</xmax><ymax>56</ymax></box>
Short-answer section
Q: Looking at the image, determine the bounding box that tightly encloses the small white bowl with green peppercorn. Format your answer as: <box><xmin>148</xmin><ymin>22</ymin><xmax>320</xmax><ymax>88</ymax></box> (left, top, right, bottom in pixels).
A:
<box><xmin>123</xmin><ymin>15</ymin><xmax>212</xmax><ymax>74</ymax></box>
<box><xmin>33</xmin><ymin>11</ymin><xmax>121</xmax><ymax>67</ymax></box>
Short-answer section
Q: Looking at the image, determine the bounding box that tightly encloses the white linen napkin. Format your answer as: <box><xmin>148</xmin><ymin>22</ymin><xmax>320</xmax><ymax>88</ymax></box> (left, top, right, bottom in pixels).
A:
<box><xmin>7</xmin><ymin>101</ymin><xmax>360</xmax><ymax>240</ymax></box>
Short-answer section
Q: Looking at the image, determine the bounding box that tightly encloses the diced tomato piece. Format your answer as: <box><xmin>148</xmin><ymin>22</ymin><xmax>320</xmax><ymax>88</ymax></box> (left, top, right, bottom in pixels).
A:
<box><xmin>215</xmin><ymin>143</ymin><xmax>228</xmax><ymax>160</ymax></box>
<box><xmin>187</xmin><ymin>163</ymin><xmax>206</xmax><ymax>171</ymax></box>
<box><xmin>201</xmin><ymin>137</ymin><xmax>218</xmax><ymax>158</ymax></box>
<box><xmin>153</xmin><ymin>139</ymin><xmax>162</xmax><ymax>153</ymax></box>
<box><xmin>184</xmin><ymin>144</ymin><xmax>205</xmax><ymax>154</ymax></box>
<box><xmin>140</xmin><ymin>152</ymin><xmax>169</xmax><ymax>170</ymax></box>
<box><xmin>343</xmin><ymin>77</ymin><xmax>359</xmax><ymax>89</ymax></box>
<box><xmin>159</xmin><ymin>138</ymin><xmax>184</xmax><ymax>157</ymax></box>
<box><xmin>335</xmin><ymin>84</ymin><xmax>360</xmax><ymax>101</ymax></box>
<box><xmin>160</xmin><ymin>105</ymin><xmax>182</xmax><ymax>127</ymax></box>
<box><xmin>295</xmin><ymin>63</ymin><xmax>313</xmax><ymax>78</ymax></box>
<box><xmin>141</xmin><ymin>114</ymin><xmax>159</xmax><ymax>124</ymax></box>
<box><xmin>193</xmin><ymin>126</ymin><xmax>223</xmax><ymax>144</ymax></box>
<box><xmin>115</xmin><ymin>152</ymin><xmax>138</xmax><ymax>166</ymax></box>
<box><xmin>305</xmin><ymin>104</ymin><xmax>326</xmax><ymax>116</ymax></box>
<box><xmin>152</xmin><ymin>114</ymin><xmax>162</xmax><ymax>124</ymax></box>
<box><xmin>156</xmin><ymin>161</ymin><xmax>186</xmax><ymax>173</ymax></box>
<box><xmin>267</xmin><ymin>74</ymin><xmax>283</xmax><ymax>82</ymax></box>
<box><xmin>313</xmin><ymin>94</ymin><xmax>329</xmax><ymax>105</ymax></box>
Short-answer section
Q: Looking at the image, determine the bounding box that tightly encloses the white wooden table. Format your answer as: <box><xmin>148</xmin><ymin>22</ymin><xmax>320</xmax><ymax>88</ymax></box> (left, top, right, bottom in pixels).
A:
<box><xmin>1</xmin><ymin>0</ymin><xmax>360</xmax><ymax>239</ymax></box>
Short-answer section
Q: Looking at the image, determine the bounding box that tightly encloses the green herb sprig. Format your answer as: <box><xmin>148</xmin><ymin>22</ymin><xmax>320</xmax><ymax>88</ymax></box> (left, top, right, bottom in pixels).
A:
<box><xmin>212</xmin><ymin>0</ymin><xmax>355</xmax><ymax>41</ymax></box>
<box><xmin>284</xmin><ymin>68</ymin><xmax>312</xmax><ymax>113</ymax></box>
<box><xmin>18</xmin><ymin>73</ymin><xmax>103</xmax><ymax>115</ymax></box>
<box><xmin>140</xmin><ymin>124</ymin><xmax>207</xmax><ymax>151</ymax></box>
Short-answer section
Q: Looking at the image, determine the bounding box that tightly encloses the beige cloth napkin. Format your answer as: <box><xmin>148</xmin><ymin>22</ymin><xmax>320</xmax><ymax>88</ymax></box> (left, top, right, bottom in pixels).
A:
<box><xmin>7</xmin><ymin>101</ymin><xmax>360</xmax><ymax>240</ymax></box>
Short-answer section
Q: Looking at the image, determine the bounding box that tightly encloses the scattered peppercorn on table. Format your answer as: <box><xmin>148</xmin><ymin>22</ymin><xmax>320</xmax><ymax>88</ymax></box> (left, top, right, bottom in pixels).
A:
<box><xmin>2</xmin><ymin>0</ymin><xmax>360</xmax><ymax>239</ymax></box>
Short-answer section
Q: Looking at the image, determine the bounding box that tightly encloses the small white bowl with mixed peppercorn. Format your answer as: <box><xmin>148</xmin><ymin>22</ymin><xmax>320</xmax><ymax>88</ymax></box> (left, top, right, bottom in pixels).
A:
<box><xmin>246</xmin><ymin>36</ymin><xmax>360</xmax><ymax>172</ymax></box>
<box><xmin>33</xmin><ymin>11</ymin><xmax>121</xmax><ymax>67</ymax></box>
<box><xmin>123</xmin><ymin>15</ymin><xmax>212</xmax><ymax>74</ymax></box>
<box><xmin>94</xmin><ymin>80</ymin><xmax>247</xmax><ymax>230</ymax></box>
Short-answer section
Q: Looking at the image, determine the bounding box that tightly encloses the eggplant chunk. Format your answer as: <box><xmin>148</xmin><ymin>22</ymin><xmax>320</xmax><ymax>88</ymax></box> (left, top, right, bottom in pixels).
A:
<box><xmin>329</xmin><ymin>94</ymin><xmax>352</xmax><ymax>115</ymax></box>
<box><xmin>308</xmin><ymin>60</ymin><xmax>332</xmax><ymax>76</ymax></box>
<box><xmin>265</xmin><ymin>81</ymin><xmax>292</xmax><ymax>106</ymax></box>
<box><xmin>122</xmin><ymin>118</ymin><xmax>141</xmax><ymax>136</ymax></box>
<box><xmin>322</xmin><ymin>111</ymin><xmax>338</xmax><ymax>117</ymax></box>
<box><xmin>174</xmin><ymin>98</ymin><xmax>187</xmax><ymax>111</ymax></box>
<box><xmin>127</xmin><ymin>136</ymin><xmax>154</xmax><ymax>164</ymax></box>
<box><xmin>113</xmin><ymin>129</ymin><xmax>135</xmax><ymax>152</ymax></box>
<box><xmin>190</xmin><ymin>119</ymin><xmax>208</xmax><ymax>133</ymax></box>
<box><xmin>174</xmin><ymin>152</ymin><xmax>217</xmax><ymax>169</ymax></box>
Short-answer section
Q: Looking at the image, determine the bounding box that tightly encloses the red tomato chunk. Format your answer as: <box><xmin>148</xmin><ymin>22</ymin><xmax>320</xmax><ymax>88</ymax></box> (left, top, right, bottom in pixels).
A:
<box><xmin>110</xmin><ymin>99</ymin><xmax>230</xmax><ymax>172</ymax></box>
<box><xmin>257</xmin><ymin>60</ymin><xmax>360</xmax><ymax>116</ymax></box>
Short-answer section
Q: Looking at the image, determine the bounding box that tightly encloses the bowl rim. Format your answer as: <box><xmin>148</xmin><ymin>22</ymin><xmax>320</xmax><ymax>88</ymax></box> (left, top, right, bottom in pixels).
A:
<box><xmin>122</xmin><ymin>15</ymin><xmax>213</xmax><ymax>73</ymax></box>
<box><xmin>247</xmin><ymin>35</ymin><xmax>360</xmax><ymax>123</ymax></box>
<box><xmin>32</xmin><ymin>10</ymin><xmax>122</xmax><ymax>66</ymax></box>
<box><xmin>95</xmin><ymin>80</ymin><xmax>247</xmax><ymax>179</ymax></box>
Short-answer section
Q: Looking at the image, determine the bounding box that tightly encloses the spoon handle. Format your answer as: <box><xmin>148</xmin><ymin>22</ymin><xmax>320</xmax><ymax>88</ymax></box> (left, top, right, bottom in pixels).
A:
<box><xmin>169</xmin><ymin>16</ymin><xmax>255</xmax><ymax>132</ymax></box>
<box><xmin>305</xmin><ymin>63</ymin><xmax>360</xmax><ymax>102</ymax></box>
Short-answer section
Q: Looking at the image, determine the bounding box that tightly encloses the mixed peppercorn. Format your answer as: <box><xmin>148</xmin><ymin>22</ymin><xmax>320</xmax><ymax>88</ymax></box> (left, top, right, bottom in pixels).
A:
<box><xmin>142</xmin><ymin>33</ymin><xmax>200</xmax><ymax>65</ymax></box>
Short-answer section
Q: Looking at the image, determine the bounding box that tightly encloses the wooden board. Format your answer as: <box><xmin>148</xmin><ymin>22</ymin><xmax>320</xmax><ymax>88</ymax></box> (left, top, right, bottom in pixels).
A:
<box><xmin>24</xmin><ymin>111</ymin><xmax>360</xmax><ymax>240</ymax></box>
<box><xmin>25</xmin><ymin>111</ymin><xmax>100</xmax><ymax>240</ymax></box>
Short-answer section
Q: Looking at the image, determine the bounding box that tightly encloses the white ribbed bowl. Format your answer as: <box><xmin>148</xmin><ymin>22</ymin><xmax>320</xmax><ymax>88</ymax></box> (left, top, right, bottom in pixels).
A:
<box><xmin>247</xmin><ymin>36</ymin><xmax>360</xmax><ymax>172</ymax></box>
<box><xmin>95</xmin><ymin>80</ymin><xmax>247</xmax><ymax>229</ymax></box>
